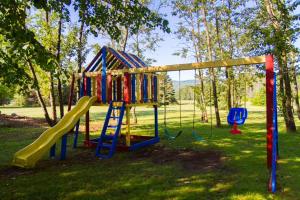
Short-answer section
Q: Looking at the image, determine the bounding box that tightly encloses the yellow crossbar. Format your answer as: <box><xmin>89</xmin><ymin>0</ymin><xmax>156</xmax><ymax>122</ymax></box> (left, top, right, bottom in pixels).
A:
<box><xmin>76</xmin><ymin>56</ymin><xmax>266</xmax><ymax>77</ymax></box>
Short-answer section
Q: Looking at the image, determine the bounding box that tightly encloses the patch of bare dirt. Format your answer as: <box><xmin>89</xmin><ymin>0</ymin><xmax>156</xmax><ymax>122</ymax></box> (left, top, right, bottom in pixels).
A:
<box><xmin>0</xmin><ymin>114</ymin><xmax>47</xmax><ymax>128</ymax></box>
<box><xmin>0</xmin><ymin>145</ymin><xmax>226</xmax><ymax>179</ymax></box>
<box><xmin>0</xmin><ymin>166</ymin><xmax>37</xmax><ymax>179</ymax></box>
<box><xmin>0</xmin><ymin>150</ymin><xmax>98</xmax><ymax>180</ymax></box>
<box><xmin>132</xmin><ymin>145</ymin><xmax>226</xmax><ymax>172</ymax></box>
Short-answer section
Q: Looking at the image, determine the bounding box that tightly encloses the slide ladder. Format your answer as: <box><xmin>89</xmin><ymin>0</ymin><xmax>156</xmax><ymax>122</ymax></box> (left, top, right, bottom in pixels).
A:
<box><xmin>96</xmin><ymin>101</ymin><xmax>125</xmax><ymax>159</ymax></box>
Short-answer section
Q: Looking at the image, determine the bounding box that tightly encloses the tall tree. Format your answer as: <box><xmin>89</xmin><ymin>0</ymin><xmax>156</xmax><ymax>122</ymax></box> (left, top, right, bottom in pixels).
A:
<box><xmin>172</xmin><ymin>0</ymin><xmax>209</xmax><ymax>122</ymax></box>
<box><xmin>0</xmin><ymin>0</ymin><xmax>170</xmax><ymax>124</ymax></box>
<box><xmin>247</xmin><ymin>0</ymin><xmax>299</xmax><ymax>132</ymax></box>
<box><xmin>290</xmin><ymin>51</ymin><xmax>300</xmax><ymax>119</ymax></box>
<box><xmin>200</xmin><ymin>0</ymin><xmax>221</xmax><ymax>127</ymax></box>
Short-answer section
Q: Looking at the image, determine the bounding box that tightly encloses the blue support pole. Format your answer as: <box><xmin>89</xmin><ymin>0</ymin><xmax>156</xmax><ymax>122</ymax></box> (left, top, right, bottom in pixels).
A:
<box><xmin>73</xmin><ymin>122</ymin><xmax>80</xmax><ymax>148</ymax></box>
<box><xmin>80</xmin><ymin>73</ymin><xmax>85</xmax><ymax>97</ymax></box>
<box><xmin>73</xmin><ymin>74</ymin><xmax>84</xmax><ymax>149</ymax></box>
<box><xmin>60</xmin><ymin>134</ymin><xmax>67</xmax><ymax>160</ymax></box>
<box><xmin>154</xmin><ymin>105</ymin><xmax>159</xmax><ymax>138</ymax></box>
<box><xmin>131</xmin><ymin>74</ymin><xmax>136</xmax><ymax>103</ymax></box>
<box><xmin>143</xmin><ymin>74</ymin><xmax>148</xmax><ymax>102</ymax></box>
<box><xmin>153</xmin><ymin>75</ymin><xmax>158</xmax><ymax>102</ymax></box>
<box><xmin>50</xmin><ymin>144</ymin><xmax>56</xmax><ymax>158</ymax></box>
<box><xmin>271</xmin><ymin>72</ymin><xmax>278</xmax><ymax>193</ymax></box>
<box><xmin>102</xmin><ymin>47</ymin><xmax>107</xmax><ymax>103</ymax></box>
<box><xmin>86</xmin><ymin>77</ymin><xmax>91</xmax><ymax>96</ymax></box>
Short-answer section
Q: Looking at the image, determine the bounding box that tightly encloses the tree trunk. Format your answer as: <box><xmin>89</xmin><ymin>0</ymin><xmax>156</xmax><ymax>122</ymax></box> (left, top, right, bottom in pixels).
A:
<box><xmin>282</xmin><ymin>52</ymin><xmax>296</xmax><ymax>131</ymax></box>
<box><xmin>226</xmin><ymin>0</ymin><xmax>233</xmax><ymax>110</ymax></box>
<box><xmin>201</xmin><ymin>2</ymin><xmax>221</xmax><ymax>127</ymax></box>
<box><xmin>77</xmin><ymin>10</ymin><xmax>85</xmax><ymax>101</ymax></box>
<box><xmin>291</xmin><ymin>53</ymin><xmax>300</xmax><ymax>120</ymax></box>
<box><xmin>198</xmin><ymin>70</ymin><xmax>208</xmax><ymax>122</ymax></box>
<box><xmin>215</xmin><ymin>6</ymin><xmax>231</xmax><ymax>111</ymax></box>
<box><xmin>123</xmin><ymin>28</ymin><xmax>129</xmax><ymax>51</ymax></box>
<box><xmin>264</xmin><ymin>0</ymin><xmax>296</xmax><ymax>132</ymax></box>
<box><xmin>45</xmin><ymin>10</ymin><xmax>57</xmax><ymax>123</ymax></box>
<box><xmin>194</xmin><ymin>9</ymin><xmax>208</xmax><ymax>122</ymax></box>
<box><xmin>49</xmin><ymin>73</ymin><xmax>57</xmax><ymax>123</ymax></box>
<box><xmin>56</xmin><ymin>4</ymin><xmax>64</xmax><ymax>118</ymax></box>
<box><xmin>28</xmin><ymin>60</ymin><xmax>53</xmax><ymax>126</ymax></box>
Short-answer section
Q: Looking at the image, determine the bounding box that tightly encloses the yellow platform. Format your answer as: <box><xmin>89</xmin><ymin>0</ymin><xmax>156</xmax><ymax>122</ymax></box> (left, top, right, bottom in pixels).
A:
<box><xmin>12</xmin><ymin>96</ymin><xmax>97</xmax><ymax>168</ymax></box>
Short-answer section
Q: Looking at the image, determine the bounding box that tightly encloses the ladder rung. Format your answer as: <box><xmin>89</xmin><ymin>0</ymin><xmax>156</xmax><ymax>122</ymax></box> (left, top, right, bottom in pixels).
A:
<box><xmin>107</xmin><ymin>125</ymin><xmax>118</xmax><ymax>128</ymax></box>
<box><xmin>101</xmin><ymin>143</ymin><xmax>112</xmax><ymax>148</ymax></box>
<box><xmin>110</xmin><ymin>116</ymin><xmax>120</xmax><ymax>119</ymax></box>
<box><xmin>103</xmin><ymin>135</ymin><xmax>115</xmax><ymax>140</ymax></box>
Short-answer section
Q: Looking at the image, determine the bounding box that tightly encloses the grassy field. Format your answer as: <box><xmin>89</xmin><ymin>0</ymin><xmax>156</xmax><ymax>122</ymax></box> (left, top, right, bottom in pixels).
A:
<box><xmin>0</xmin><ymin>102</ymin><xmax>300</xmax><ymax>200</ymax></box>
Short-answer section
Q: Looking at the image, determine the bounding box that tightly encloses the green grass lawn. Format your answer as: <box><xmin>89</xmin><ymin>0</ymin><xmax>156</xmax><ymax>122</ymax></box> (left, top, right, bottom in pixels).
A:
<box><xmin>0</xmin><ymin>103</ymin><xmax>299</xmax><ymax>200</ymax></box>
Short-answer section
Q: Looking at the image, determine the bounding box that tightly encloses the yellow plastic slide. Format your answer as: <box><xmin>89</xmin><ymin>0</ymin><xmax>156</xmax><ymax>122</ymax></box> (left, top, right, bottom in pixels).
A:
<box><xmin>12</xmin><ymin>96</ymin><xmax>97</xmax><ymax>168</ymax></box>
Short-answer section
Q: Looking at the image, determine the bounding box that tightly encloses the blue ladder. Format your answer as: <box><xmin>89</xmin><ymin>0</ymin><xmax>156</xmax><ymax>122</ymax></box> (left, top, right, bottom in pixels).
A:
<box><xmin>96</xmin><ymin>101</ymin><xmax>125</xmax><ymax>159</ymax></box>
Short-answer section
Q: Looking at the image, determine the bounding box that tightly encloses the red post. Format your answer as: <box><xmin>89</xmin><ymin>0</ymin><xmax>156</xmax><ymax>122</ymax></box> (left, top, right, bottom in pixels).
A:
<box><xmin>84</xmin><ymin>111</ymin><xmax>90</xmax><ymax>146</ymax></box>
<box><xmin>266</xmin><ymin>54</ymin><xmax>274</xmax><ymax>169</ymax></box>
<box><xmin>117</xmin><ymin>76</ymin><xmax>122</xmax><ymax>101</ymax></box>
<box><xmin>107</xmin><ymin>73</ymin><xmax>112</xmax><ymax>103</ymax></box>
<box><xmin>96</xmin><ymin>74</ymin><xmax>102</xmax><ymax>103</ymax></box>
<box><xmin>124</xmin><ymin>73</ymin><xmax>131</xmax><ymax>104</ymax></box>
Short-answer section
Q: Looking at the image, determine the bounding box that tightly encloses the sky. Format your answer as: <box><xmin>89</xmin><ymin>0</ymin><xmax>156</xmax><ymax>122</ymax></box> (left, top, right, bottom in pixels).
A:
<box><xmin>82</xmin><ymin>2</ymin><xmax>300</xmax><ymax>81</ymax></box>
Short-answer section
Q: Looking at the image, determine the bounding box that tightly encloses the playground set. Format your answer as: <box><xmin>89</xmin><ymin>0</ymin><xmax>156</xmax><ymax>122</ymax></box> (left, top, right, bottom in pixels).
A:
<box><xmin>12</xmin><ymin>46</ymin><xmax>279</xmax><ymax>193</ymax></box>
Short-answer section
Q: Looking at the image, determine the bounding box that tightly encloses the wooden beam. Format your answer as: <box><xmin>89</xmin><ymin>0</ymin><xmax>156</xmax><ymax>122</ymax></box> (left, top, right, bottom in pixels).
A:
<box><xmin>76</xmin><ymin>56</ymin><xmax>266</xmax><ymax>77</ymax></box>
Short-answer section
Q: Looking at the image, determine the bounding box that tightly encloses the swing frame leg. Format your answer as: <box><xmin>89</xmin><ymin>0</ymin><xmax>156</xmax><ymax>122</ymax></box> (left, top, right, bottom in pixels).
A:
<box><xmin>230</xmin><ymin>121</ymin><xmax>241</xmax><ymax>134</ymax></box>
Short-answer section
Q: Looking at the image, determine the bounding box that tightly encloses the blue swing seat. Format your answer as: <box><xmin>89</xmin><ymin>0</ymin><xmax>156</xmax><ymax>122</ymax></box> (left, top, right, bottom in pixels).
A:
<box><xmin>227</xmin><ymin>108</ymin><xmax>248</xmax><ymax>125</ymax></box>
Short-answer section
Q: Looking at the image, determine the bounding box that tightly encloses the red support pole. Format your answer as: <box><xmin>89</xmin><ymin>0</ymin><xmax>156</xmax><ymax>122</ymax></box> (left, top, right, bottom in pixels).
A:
<box><xmin>96</xmin><ymin>74</ymin><xmax>102</xmax><ymax>103</ymax></box>
<box><xmin>124</xmin><ymin>73</ymin><xmax>131</xmax><ymax>104</ymax></box>
<box><xmin>266</xmin><ymin>54</ymin><xmax>274</xmax><ymax>169</ymax></box>
<box><xmin>84</xmin><ymin>111</ymin><xmax>90</xmax><ymax>146</ymax></box>
<box><xmin>107</xmin><ymin>73</ymin><xmax>112</xmax><ymax>103</ymax></box>
<box><xmin>117</xmin><ymin>76</ymin><xmax>122</xmax><ymax>101</ymax></box>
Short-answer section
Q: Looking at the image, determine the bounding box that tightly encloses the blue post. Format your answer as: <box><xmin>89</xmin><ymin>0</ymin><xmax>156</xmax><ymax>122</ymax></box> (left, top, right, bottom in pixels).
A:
<box><xmin>153</xmin><ymin>75</ymin><xmax>157</xmax><ymax>102</ymax></box>
<box><xmin>143</xmin><ymin>74</ymin><xmax>148</xmax><ymax>102</ymax></box>
<box><xmin>73</xmin><ymin>122</ymin><xmax>80</xmax><ymax>148</ymax></box>
<box><xmin>50</xmin><ymin>144</ymin><xmax>56</xmax><ymax>158</ymax></box>
<box><xmin>80</xmin><ymin>73</ymin><xmax>85</xmax><ymax>97</ymax></box>
<box><xmin>102</xmin><ymin>47</ymin><xmax>107</xmax><ymax>103</ymax></box>
<box><xmin>131</xmin><ymin>74</ymin><xmax>136</xmax><ymax>103</ymax></box>
<box><xmin>154</xmin><ymin>105</ymin><xmax>159</xmax><ymax>138</ymax></box>
<box><xmin>60</xmin><ymin>134</ymin><xmax>67</xmax><ymax>160</ymax></box>
<box><xmin>271</xmin><ymin>72</ymin><xmax>278</xmax><ymax>193</ymax></box>
<box><xmin>86</xmin><ymin>77</ymin><xmax>91</xmax><ymax>96</ymax></box>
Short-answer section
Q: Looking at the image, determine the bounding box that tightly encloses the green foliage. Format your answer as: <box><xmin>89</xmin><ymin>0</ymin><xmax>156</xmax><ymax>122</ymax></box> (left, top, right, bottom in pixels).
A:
<box><xmin>160</xmin><ymin>73</ymin><xmax>177</xmax><ymax>103</ymax></box>
<box><xmin>0</xmin><ymin>85</ymin><xmax>15</xmax><ymax>105</ymax></box>
<box><xmin>251</xmin><ymin>87</ymin><xmax>266</xmax><ymax>106</ymax></box>
<box><xmin>11</xmin><ymin>94</ymin><xmax>27</xmax><ymax>107</ymax></box>
<box><xmin>0</xmin><ymin>0</ymin><xmax>170</xmax><ymax>89</ymax></box>
<box><xmin>179</xmin><ymin>86</ymin><xmax>193</xmax><ymax>100</ymax></box>
<box><xmin>245</xmin><ymin>0</ymin><xmax>299</xmax><ymax>56</ymax></box>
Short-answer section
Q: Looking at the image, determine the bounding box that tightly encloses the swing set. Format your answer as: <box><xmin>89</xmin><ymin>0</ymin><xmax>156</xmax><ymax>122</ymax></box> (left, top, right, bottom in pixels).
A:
<box><xmin>12</xmin><ymin>44</ymin><xmax>279</xmax><ymax>192</ymax></box>
<box><xmin>73</xmin><ymin>54</ymin><xmax>279</xmax><ymax>192</ymax></box>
